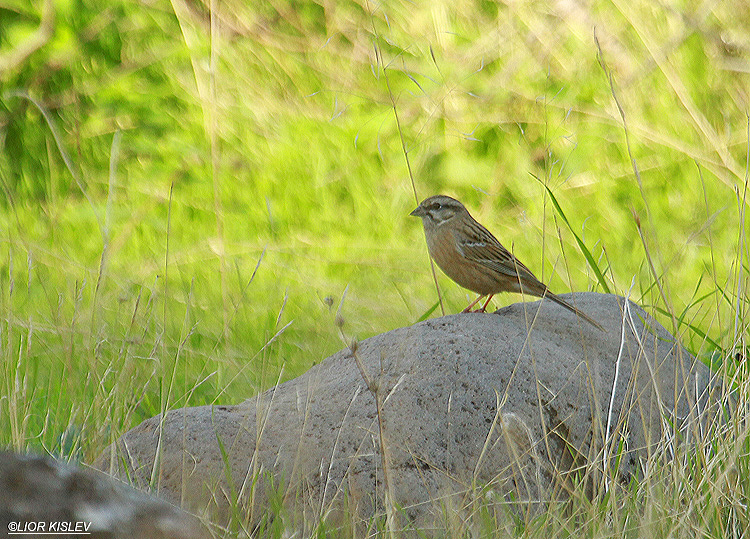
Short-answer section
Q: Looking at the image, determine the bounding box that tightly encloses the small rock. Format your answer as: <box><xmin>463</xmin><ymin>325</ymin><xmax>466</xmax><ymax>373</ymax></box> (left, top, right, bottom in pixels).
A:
<box><xmin>0</xmin><ymin>451</ymin><xmax>209</xmax><ymax>539</ymax></box>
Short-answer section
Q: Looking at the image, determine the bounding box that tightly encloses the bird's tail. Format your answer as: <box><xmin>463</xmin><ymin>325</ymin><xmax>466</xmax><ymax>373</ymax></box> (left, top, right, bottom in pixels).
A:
<box><xmin>545</xmin><ymin>292</ymin><xmax>605</xmax><ymax>332</ymax></box>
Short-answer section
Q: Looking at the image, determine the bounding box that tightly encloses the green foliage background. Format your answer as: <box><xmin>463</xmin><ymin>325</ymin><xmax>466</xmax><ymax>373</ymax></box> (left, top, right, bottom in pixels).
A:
<box><xmin>0</xmin><ymin>0</ymin><xmax>747</xmax><ymax>471</ymax></box>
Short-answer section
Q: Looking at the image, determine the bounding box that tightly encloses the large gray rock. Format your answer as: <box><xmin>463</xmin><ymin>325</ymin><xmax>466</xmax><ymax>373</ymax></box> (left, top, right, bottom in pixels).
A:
<box><xmin>94</xmin><ymin>293</ymin><xmax>716</xmax><ymax>532</ymax></box>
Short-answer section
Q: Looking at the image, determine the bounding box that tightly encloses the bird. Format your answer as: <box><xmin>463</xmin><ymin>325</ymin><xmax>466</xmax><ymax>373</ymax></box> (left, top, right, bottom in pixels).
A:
<box><xmin>410</xmin><ymin>194</ymin><xmax>603</xmax><ymax>330</ymax></box>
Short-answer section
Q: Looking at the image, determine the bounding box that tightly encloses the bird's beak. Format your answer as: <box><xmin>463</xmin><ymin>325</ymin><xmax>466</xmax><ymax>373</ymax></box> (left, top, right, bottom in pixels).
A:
<box><xmin>410</xmin><ymin>205</ymin><xmax>425</xmax><ymax>217</ymax></box>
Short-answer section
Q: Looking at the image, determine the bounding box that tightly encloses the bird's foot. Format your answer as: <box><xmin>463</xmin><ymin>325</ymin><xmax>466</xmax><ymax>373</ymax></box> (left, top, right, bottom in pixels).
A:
<box><xmin>461</xmin><ymin>294</ymin><xmax>494</xmax><ymax>313</ymax></box>
<box><xmin>461</xmin><ymin>306</ymin><xmax>486</xmax><ymax>313</ymax></box>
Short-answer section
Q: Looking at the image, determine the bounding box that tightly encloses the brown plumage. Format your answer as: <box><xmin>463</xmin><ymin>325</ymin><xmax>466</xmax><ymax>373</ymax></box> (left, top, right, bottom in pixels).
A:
<box><xmin>410</xmin><ymin>194</ymin><xmax>603</xmax><ymax>330</ymax></box>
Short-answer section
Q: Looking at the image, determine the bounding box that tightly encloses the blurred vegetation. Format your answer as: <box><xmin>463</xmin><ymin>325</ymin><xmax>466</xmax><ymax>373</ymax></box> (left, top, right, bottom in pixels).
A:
<box><xmin>0</xmin><ymin>0</ymin><xmax>747</xmax><ymax>483</ymax></box>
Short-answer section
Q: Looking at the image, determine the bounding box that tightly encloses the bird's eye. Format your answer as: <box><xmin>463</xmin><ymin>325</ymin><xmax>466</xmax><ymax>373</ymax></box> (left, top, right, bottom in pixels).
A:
<box><xmin>431</xmin><ymin>202</ymin><xmax>442</xmax><ymax>211</ymax></box>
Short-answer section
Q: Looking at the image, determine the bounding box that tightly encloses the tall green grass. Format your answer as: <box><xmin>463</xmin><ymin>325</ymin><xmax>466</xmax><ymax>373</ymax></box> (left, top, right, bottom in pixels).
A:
<box><xmin>1</xmin><ymin>0</ymin><xmax>748</xmax><ymax>536</ymax></box>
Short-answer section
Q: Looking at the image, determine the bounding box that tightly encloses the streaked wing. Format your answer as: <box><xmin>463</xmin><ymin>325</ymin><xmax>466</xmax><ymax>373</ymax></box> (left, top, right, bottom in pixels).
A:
<box><xmin>453</xmin><ymin>220</ymin><xmax>539</xmax><ymax>282</ymax></box>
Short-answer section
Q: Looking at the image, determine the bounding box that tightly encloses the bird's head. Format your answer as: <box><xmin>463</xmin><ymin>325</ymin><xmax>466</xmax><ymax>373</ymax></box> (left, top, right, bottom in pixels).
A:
<box><xmin>410</xmin><ymin>195</ymin><xmax>468</xmax><ymax>228</ymax></box>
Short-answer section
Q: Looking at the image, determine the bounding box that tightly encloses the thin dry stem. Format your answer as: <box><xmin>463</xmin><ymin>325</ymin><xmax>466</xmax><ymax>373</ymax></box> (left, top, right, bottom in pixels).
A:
<box><xmin>338</xmin><ymin>314</ymin><xmax>399</xmax><ymax>536</ymax></box>
<box><xmin>366</xmin><ymin>0</ymin><xmax>445</xmax><ymax>317</ymax></box>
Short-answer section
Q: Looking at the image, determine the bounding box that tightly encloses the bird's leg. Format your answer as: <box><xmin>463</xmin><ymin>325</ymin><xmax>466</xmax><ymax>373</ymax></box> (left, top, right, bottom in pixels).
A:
<box><xmin>462</xmin><ymin>294</ymin><xmax>494</xmax><ymax>313</ymax></box>
<box><xmin>462</xmin><ymin>295</ymin><xmax>486</xmax><ymax>313</ymax></box>
<box><xmin>479</xmin><ymin>294</ymin><xmax>494</xmax><ymax>313</ymax></box>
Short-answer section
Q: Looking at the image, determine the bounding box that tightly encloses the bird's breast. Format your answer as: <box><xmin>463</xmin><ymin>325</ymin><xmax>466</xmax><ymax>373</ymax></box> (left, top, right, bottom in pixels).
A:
<box><xmin>425</xmin><ymin>226</ymin><xmax>505</xmax><ymax>295</ymax></box>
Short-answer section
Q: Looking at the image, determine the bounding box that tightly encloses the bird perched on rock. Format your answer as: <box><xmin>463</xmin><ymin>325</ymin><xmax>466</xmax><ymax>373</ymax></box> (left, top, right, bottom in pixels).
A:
<box><xmin>410</xmin><ymin>194</ymin><xmax>602</xmax><ymax>330</ymax></box>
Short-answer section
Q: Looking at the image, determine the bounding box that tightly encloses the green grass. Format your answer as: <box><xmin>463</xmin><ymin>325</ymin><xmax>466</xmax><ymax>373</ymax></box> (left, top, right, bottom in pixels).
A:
<box><xmin>1</xmin><ymin>0</ymin><xmax>748</xmax><ymax>536</ymax></box>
